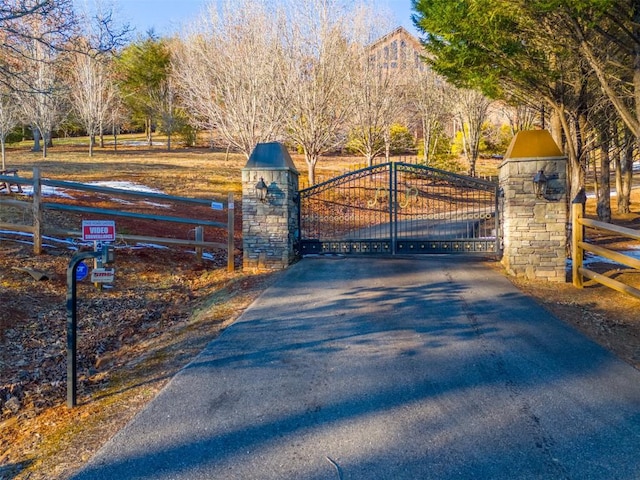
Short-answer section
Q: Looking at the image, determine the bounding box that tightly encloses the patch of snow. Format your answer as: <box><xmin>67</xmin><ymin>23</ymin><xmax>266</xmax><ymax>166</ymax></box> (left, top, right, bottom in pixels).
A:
<box><xmin>18</xmin><ymin>185</ymin><xmax>75</xmax><ymax>199</ymax></box>
<box><xmin>126</xmin><ymin>242</ymin><xmax>170</xmax><ymax>250</ymax></box>
<box><xmin>186</xmin><ymin>250</ymin><xmax>216</xmax><ymax>261</ymax></box>
<box><xmin>566</xmin><ymin>248</ymin><xmax>640</xmax><ymax>270</ymax></box>
<box><xmin>112</xmin><ymin>198</ymin><xmax>135</xmax><ymax>206</ymax></box>
<box><xmin>104</xmin><ymin>141</ymin><xmax>167</xmax><ymax>147</ymax></box>
<box><xmin>15</xmin><ymin>180</ymin><xmax>168</xmax><ymax>205</ymax></box>
<box><xmin>87</xmin><ymin>181</ymin><xmax>166</xmax><ymax>195</ymax></box>
<box><xmin>86</xmin><ymin>182</ymin><xmax>171</xmax><ymax>207</ymax></box>
<box><xmin>142</xmin><ymin>200</ymin><xmax>172</xmax><ymax>208</ymax></box>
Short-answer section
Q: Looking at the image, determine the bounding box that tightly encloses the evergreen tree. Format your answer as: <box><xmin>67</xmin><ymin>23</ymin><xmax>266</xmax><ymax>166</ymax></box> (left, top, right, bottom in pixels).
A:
<box><xmin>116</xmin><ymin>32</ymin><xmax>171</xmax><ymax>146</ymax></box>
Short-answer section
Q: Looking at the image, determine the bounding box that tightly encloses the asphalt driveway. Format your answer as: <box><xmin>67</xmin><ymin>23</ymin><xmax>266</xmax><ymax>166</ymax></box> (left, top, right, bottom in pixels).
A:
<box><xmin>72</xmin><ymin>256</ymin><xmax>640</xmax><ymax>479</ymax></box>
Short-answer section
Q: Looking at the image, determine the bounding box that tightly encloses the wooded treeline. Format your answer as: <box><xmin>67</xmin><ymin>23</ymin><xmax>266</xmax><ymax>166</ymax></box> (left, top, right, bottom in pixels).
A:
<box><xmin>2</xmin><ymin>0</ymin><xmax>635</xmax><ymax>208</ymax></box>
<box><xmin>413</xmin><ymin>0</ymin><xmax>640</xmax><ymax>219</ymax></box>
<box><xmin>0</xmin><ymin>0</ymin><xmax>518</xmax><ymax>186</ymax></box>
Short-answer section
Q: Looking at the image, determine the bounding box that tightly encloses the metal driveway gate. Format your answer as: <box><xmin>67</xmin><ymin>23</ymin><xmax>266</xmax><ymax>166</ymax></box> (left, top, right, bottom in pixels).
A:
<box><xmin>298</xmin><ymin>162</ymin><xmax>499</xmax><ymax>255</ymax></box>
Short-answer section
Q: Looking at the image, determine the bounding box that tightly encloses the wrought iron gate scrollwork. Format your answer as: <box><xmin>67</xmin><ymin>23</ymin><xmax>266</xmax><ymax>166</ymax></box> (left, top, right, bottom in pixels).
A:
<box><xmin>298</xmin><ymin>162</ymin><xmax>500</xmax><ymax>255</ymax></box>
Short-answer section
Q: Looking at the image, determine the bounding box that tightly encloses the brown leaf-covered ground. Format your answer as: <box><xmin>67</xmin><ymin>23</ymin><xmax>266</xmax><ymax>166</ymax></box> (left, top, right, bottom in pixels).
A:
<box><xmin>0</xmin><ymin>237</ymin><xmax>280</xmax><ymax>479</ymax></box>
<box><xmin>0</xmin><ymin>143</ymin><xmax>281</xmax><ymax>479</ymax></box>
<box><xmin>1</xmin><ymin>144</ymin><xmax>639</xmax><ymax>479</ymax></box>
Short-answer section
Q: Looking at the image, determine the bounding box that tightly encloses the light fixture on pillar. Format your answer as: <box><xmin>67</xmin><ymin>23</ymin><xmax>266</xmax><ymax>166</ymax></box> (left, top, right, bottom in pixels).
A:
<box><xmin>255</xmin><ymin>177</ymin><xmax>268</xmax><ymax>203</ymax></box>
<box><xmin>533</xmin><ymin>169</ymin><xmax>547</xmax><ymax>198</ymax></box>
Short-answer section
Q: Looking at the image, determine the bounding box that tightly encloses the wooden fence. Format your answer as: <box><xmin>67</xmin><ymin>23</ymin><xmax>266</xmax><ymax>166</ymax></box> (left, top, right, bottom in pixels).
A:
<box><xmin>0</xmin><ymin>168</ymin><xmax>235</xmax><ymax>272</ymax></box>
<box><xmin>571</xmin><ymin>202</ymin><xmax>640</xmax><ymax>299</ymax></box>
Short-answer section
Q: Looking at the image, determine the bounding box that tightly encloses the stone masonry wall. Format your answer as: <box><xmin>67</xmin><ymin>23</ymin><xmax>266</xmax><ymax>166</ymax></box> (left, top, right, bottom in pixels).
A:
<box><xmin>499</xmin><ymin>157</ymin><xmax>568</xmax><ymax>282</ymax></box>
<box><xmin>242</xmin><ymin>168</ymin><xmax>299</xmax><ymax>272</ymax></box>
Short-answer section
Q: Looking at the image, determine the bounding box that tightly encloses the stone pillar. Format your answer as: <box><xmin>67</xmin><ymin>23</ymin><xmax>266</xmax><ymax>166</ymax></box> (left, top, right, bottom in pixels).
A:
<box><xmin>499</xmin><ymin>130</ymin><xmax>568</xmax><ymax>282</ymax></box>
<box><xmin>242</xmin><ymin>142</ymin><xmax>299</xmax><ymax>272</ymax></box>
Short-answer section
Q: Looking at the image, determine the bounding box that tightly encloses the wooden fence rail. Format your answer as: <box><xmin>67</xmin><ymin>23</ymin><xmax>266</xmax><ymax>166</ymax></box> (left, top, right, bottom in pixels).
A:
<box><xmin>0</xmin><ymin>168</ymin><xmax>235</xmax><ymax>272</ymax></box>
<box><xmin>572</xmin><ymin>202</ymin><xmax>640</xmax><ymax>299</ymax></box>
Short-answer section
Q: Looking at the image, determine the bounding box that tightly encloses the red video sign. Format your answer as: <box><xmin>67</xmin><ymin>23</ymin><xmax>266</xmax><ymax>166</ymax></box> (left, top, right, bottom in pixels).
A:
<box><xmin>82</xmin><ymin>220</ymin><xmax>116</xmax><ymax>242</ymax></box>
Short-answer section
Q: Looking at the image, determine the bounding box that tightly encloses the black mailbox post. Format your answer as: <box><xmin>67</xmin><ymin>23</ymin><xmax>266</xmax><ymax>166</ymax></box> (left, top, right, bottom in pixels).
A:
<box><xmin>66</xmin><ymin>244</ymin><xmax>115</xmax><ymax>407</ymax></box>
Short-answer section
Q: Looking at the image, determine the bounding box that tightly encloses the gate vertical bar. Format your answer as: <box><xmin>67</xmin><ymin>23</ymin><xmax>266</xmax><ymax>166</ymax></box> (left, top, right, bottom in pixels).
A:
<box><xmin>389</xmin><ymin>163</ymin><xmax>395</xmax><ymax>254</ymax></box>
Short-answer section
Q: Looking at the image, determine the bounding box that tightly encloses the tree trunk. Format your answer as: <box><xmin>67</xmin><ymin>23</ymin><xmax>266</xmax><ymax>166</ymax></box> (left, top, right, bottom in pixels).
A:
<box><xmin>89</xmin><ymin>134</ymin><xmax>95</xmax><ymax>157</ymax></box>
<box><xmin>423</xmin><ymin>117</ymin><xmax>431</xmax><ymax>165</ymax></box>
<box><xmin>552</xmin><ymin>103</ymin><xmax>584</xmax><ymax>201</ymax></box>
<box><xmin>305</xmin><ymin>150</ymin><xmax>317</xmax><ymax>186</ymax></box>
<box><xmin>575</xmin><ymin>71</ymin><xmax>589</xmax><ymax>171</ymax></box>
<box><xmin>146</xmin><ymin>117</ymin><xmax>152</xmax><ymax>146</ymax></box>
<box><xmin>634</xmin><ymin>2</ymin><xmax>640</xmax><ymax>142</ymax></box>
<box><xmin>1</xmin><ymin>138</ymin><xmax>5</xmax><ymax>170</ymax></box>
<box><xmin>458</xmin><ymin>119</ymin><xmax>470</xmax><ymax>173</ymax></box>
<box><xmin>366</xmin><ymin>153</ymin><xmax>374</xmax><ymax>167</ymax></box>
<box><xmin>469</xmin><ymin>137</ymin><xmax>479</xmax><ymax>177</ymax></box>
<box><xmin>384</xmin><ymin>137</ymin><xmax>390</xmax><ymax>163</ymax></box>
<box><xmin>614</xmin><ymin>123</ymin><xmax>624</xmax><ymax>213</ymax></box>
<box><xmin>619</xmin><ymin>127</ymin><xmax>634</xmax><ymax>213</ymax></box>
<box><xmin>32</xmin><ymin>128</ymin><xmax>41</xmax><ymax>152</ymax></box>
<box><xmin>431</xmin><ymin>135</ymin><xmax>439</xmax><ymax>161</ymax></box>
<box><xmin>596</xmin><ymin>124</ymin><xmax>611</xmax><ymax>222</ymax></box>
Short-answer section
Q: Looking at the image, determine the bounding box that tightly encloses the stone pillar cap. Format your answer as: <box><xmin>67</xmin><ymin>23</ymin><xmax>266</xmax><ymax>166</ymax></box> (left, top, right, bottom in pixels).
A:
<box><xmin>504</xmin><ymin>130</ymin><xmax>564</xmax><ymax>160</ymax></box>
<box><xmin>244</xmin><ymin>142</ymin><xmax>298</xmax><ymax>172</ymax></box>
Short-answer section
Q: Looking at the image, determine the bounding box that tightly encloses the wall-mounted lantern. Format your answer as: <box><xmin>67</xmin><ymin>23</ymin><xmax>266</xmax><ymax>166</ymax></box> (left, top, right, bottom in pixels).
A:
<box><xmin>533</xmin><ymin>169</ymin><xmax>548</xmax><ymax>198</ymax></box>
<box><xmin>255</xmin><ymin>177</ymin><xmax>268</xmax><ymax>203</ymax></box>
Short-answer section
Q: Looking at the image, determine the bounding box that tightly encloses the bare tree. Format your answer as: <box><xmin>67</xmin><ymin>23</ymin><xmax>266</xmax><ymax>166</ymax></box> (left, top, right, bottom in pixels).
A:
<box><xmin>70</xmin><ymin>0</ymin><xmax>129</xmax><ymax>155</ymax></box>
<box><xmin>408</xmin><ymin>68</ymin><xmax>452</xmax><ymax>165</ymax></box>
<box><xmin>0</xmin><ymin>0</ymin><xmax>77</xmax><ymax>92</ymax></box>
<box><xmin>347</xmin><ymin>59</ymin><xmax>403</xmax><ymax>166</ymax></box>
<box><xmin>105</xmin><ymin>94</ymin><xmax>126</xmax><ymax>150</ymax></box>
<box><xmin>19</xmin><ymin>36</ymin><xmax>67</xmax><ymax>158</ymax></box>
<box><xmin>454</xmin><ymin>88</ymin><xmax>491</xmax><ymax>176</ymax></box>
<box><xmin>173</xmin><ymin>0</ymin><xmax>288</xmax><ymax>158</ymax></box>
<box><xmin>281</xmin><ymin>0</ymin><xmax>357</xmax><ymax>185</ymax></box>
<box><xmin>0</xmin><ymin>88</ymin><xmax>18</xmax><ymax>169</ymax></box>
<box><xmin>344</xmin><ymin>8</ymin><xmax>403</xmax><ymax>166</ymax></box>
<box><xmin>150</xmin><ymin>74</ymin><xmax>182</xmax><ymax>151</ymax></box>
<box><xmin>499</xmin><ymin>102</ymin><xmax>538</xmax><ymax>136</ymax></box>
<box><xmin>74</xmin><ymin>0</ymin><xmax>130</xmax><ymax>54</ymax></box>
<box><xmin>70</xmin><ymin>48</ymin><xmax>117</xmax><ymax>156</ymax></box>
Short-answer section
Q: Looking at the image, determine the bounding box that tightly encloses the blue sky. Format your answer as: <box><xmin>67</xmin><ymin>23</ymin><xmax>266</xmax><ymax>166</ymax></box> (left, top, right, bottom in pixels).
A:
<box><xmin>114</xmin><ymin>0</ymin><xmax>419</xmax><ymax>38</ymax></box>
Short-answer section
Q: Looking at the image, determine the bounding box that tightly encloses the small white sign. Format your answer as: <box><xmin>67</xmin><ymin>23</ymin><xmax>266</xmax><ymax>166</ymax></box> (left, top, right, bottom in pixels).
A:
<box><xmin>82</xmin><ymin>220</ymin><xmax>116</xmax><ymax>242</ymax></box>
<box><xmin>91</xmin><ymin>268</ymin><xmax>115</xmax><ymax>283</ymax></box>
<box><xmin>211</xmin><ymin>202</ymin><xmax>224</xmax><ymax>210</ymax></box>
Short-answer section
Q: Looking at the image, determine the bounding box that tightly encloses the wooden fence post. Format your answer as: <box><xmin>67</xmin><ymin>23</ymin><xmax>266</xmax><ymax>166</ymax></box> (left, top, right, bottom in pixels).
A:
<box><xmin>32</xmin><ymin>167</ymin><xmax>42</xmax><ymax>255</ymax></box>
<box><xmin>227</xmin><ymin>192</ymin><xmax>234</xmax><ymax>272</ymax></box>
<box><xmin>195</xmin><ymin>226</ymin><xmax>203</xmax><ymax>261</ymax></box>
<box><xmin>572</xmin><ymin>202</ymin><xmax>583</xmax><ymax>288</ymax></box>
